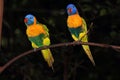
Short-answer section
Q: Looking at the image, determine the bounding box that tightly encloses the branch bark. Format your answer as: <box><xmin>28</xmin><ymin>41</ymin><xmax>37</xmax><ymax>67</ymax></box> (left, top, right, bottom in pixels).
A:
<box><xmin>0</xmin><ymin>41</ymin><xmax>120</xmax><ymax>74</ymax></box>
<box><xmin>0</xmin><ymin>0</ymin><xmax>4</xmax><ymax>49</ymax></box>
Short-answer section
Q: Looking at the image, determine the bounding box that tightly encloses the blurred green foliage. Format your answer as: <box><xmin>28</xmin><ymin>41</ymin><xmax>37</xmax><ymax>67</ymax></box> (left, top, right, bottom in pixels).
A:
<box><xmin>1</xmin><ymin>0</ymin><xmax>120</xmax><ymax>80</ymax></box>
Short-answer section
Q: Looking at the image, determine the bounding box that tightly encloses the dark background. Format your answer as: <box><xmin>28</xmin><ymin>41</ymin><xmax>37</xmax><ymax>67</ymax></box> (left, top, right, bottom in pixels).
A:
<box><xmin>1</xmin><ymin>0</ymin><xmax>120</xmax><ymax>80</ymax></box>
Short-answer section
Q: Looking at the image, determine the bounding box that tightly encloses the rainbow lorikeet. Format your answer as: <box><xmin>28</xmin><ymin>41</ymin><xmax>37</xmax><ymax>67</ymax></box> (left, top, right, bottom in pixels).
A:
<box><xmin>24</xmin><ymin>14</ymin><xmax>54</xmax><ymax>68</ymax></box>
<box><xmin>66</xmin><ymin>4</ymin><xmax>95</xmax><ymax>65</ymax></box>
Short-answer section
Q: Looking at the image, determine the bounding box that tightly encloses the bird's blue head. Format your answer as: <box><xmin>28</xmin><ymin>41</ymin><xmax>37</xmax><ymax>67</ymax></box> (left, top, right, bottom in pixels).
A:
<box><xmin>66</xmin><ymin>4</ymin><xmax>77</xmax><ymax>15</ymax></box>
<box><xmin>24</xmin><ymin>14</ymin><xmax>35</xmax><ymax>25</ymax></box>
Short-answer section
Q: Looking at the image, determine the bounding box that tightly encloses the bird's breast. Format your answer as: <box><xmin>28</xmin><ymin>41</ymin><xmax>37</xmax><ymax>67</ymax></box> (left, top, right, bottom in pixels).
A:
<box><xmin>26</xmin><ymin>24</ymin><xmax>45</xmax><ymax>37</ymax></box>
<box><xmin>67</xmin><ymin>14</ymin><xmax>82</xmax><ymax>28</ymax></box>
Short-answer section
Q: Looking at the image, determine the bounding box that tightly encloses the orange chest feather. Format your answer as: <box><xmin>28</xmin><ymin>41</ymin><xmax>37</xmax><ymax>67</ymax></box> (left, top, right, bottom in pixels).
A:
<box><xmin>67</xmin><ymin>14</ymin><xmax>82</xmax><ymax>28</ymax></box>
<box><xmin>26</xmin><ymin>24</ymin><xmax>45</xmax><ymax>37</ymax></box>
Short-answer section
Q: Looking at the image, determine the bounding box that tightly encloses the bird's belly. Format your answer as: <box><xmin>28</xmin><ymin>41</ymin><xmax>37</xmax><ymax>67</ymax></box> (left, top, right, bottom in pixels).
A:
<box><xmin>69</xmin><ymin>27</ymin><xmax>83</xmax><ymax>38</ymax></box>
<box><xmin>28</xmin><ymin>34</ymin><xmax>44</xmax><ymax>47</ymax></box>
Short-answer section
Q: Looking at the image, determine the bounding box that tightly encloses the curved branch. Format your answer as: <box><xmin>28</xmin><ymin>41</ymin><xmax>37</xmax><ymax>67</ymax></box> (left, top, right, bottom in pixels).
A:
<box><xmin>0</xmin><ymin>41</ymin><xmax>120</xmax><ymax>73</ymax></box>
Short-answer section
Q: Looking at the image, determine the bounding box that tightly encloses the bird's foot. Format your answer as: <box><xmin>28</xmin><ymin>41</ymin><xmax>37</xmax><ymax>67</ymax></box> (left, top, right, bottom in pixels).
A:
<box><xmin>34</xmin><ymin>48</ymin><xmax>37</xmax><ymax>52</ymax></box>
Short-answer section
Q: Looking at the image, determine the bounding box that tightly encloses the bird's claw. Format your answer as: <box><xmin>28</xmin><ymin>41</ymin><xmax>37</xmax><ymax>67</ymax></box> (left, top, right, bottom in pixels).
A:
<box><xmin>34</xmin><ymin>48</ymin><xmax>37</xmax><ymax>52</ymax></box>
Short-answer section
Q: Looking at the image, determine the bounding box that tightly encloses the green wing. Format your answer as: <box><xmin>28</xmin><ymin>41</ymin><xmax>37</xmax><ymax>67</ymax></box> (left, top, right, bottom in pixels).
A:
<box><xmin>37</xmin><ymin>22</ymin><xmax>49</xmax><ymax>36</ymax></box>
<box><xmin>43</xmin><ymin>24</ymin><xmax>49</xmax><ymax>36</ymax></box>
<box><xmin>81</xmin><ymin>18</ymin><xmax>87</xmax><ymax>33</ymax></box>
<box><xmin>42</xmin><ymin>24</ymin><xmax>50</xmax><ymax>45</ymax></box>
<box><xmin>79</xmin><ymin>17</ymin><xmax>88</xmax><ymax>41</ymax></box>
<box><xmin>80</xmin><ymin>17</ymin><xmax>95</xmax><ymax>66</ymax></box>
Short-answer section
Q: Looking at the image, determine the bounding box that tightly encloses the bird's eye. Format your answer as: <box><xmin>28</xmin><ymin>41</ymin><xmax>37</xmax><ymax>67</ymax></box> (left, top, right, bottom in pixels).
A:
<box><xmin>30</xmin><ymin>17</ymin><xmax>33</xmax><ymax>19</ymax></box>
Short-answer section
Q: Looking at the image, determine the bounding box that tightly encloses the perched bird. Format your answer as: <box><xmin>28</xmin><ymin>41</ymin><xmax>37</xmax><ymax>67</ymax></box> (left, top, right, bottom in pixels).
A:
<box><xmin>66</xmin><ymin>4</ymin><xmax>95</xmax><ymax>65</ymax></box>
<box><xmin>24</xmin><ymin>14</ymin><xmax>54</xmax><ymax>68</ymax></box>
